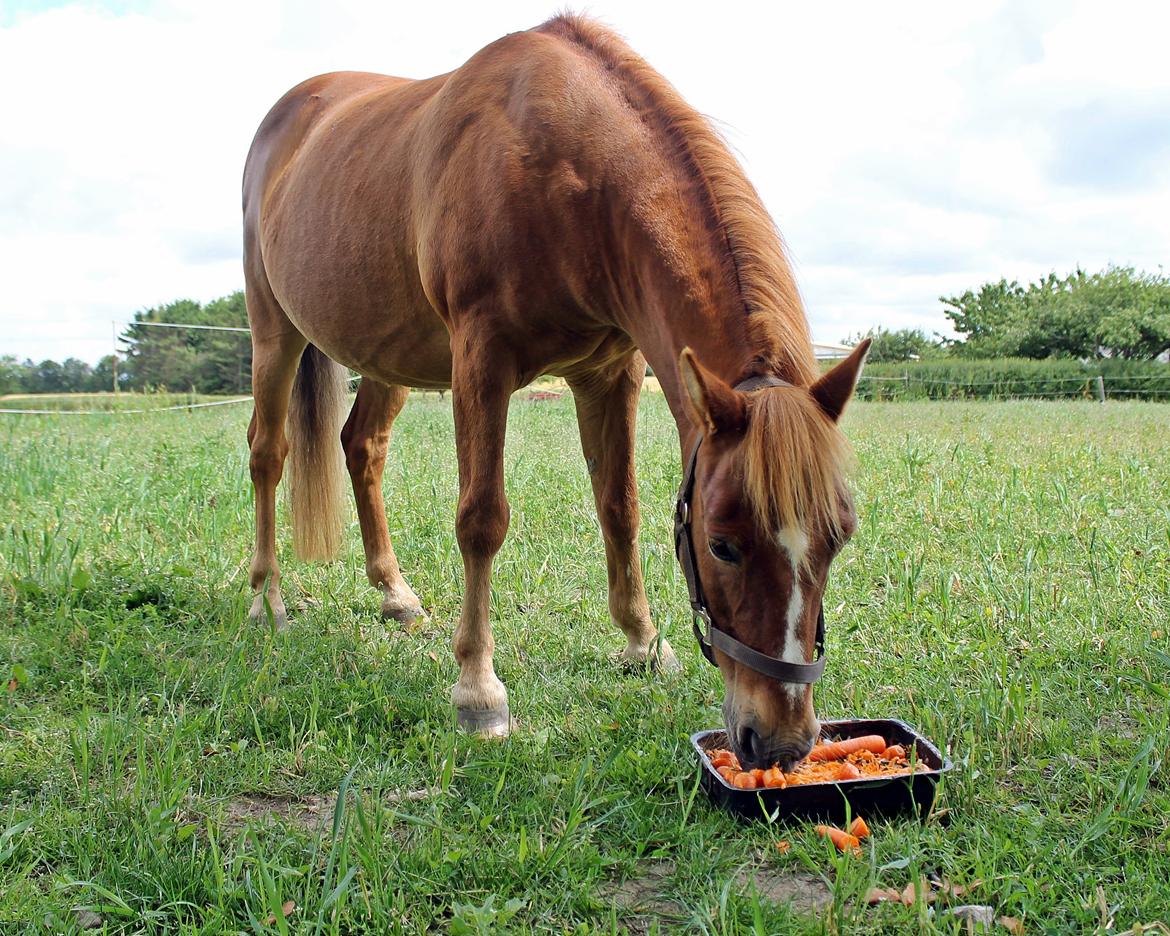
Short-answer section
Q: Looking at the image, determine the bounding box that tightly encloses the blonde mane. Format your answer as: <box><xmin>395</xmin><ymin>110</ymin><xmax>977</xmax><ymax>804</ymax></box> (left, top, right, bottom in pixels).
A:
<box><xmin>539</xmin><ymin>13</ymin><xmax>819</xmax><ymax>387</ymax></box>
<box><xmin>743</xmin><ymin>388</ymin><xmax>853</xmax><ymax>542</ymax></box>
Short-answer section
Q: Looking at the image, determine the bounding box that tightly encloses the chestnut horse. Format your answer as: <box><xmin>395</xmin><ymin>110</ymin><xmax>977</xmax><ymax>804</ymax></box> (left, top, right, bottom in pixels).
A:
<box><xmin>243</xmin><ymin>14</ymin><xmax>869</xmax><ymax>768</ymax></box>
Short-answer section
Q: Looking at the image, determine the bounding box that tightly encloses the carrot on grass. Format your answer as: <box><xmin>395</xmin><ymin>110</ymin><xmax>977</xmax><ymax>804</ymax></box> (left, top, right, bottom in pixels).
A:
<box><xmin>815</xmin><ymin>824</ymin><xmax>861</xmax><ymax>854</ymax></box>
<box><xmin>849</xmin><ymin>816</ymin><xmax>871</xmax><ymax>839</ymax></box>
<box><xmin>806</xmin><ymin>735</ymin><xmax>888</xmax><ymax>762</ymax></box>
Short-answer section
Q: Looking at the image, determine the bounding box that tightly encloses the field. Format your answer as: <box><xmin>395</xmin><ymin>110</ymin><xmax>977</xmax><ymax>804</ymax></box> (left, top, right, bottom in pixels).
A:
<box><xmin>2</xmin><ymin>393</ymin><xmax>1168</xmax><ymax>933</ymax></box>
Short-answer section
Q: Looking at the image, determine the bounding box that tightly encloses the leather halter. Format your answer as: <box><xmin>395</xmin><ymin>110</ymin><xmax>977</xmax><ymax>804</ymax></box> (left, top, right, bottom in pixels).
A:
<box><xmin>674</xmin><ymin>375</ymin><xmax>827</xmax><ymax>684</ymax></box>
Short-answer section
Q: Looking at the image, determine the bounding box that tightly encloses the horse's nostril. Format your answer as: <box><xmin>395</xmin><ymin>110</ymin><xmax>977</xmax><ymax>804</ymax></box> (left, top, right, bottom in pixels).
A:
<box><xmin>738</xmin><ymin>725</ymin><xmax>760</xmax><ymax>764</ymax></box>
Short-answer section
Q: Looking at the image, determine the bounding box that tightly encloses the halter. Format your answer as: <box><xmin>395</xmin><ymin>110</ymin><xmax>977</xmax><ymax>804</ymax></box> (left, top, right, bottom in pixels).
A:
<box><xmin>674</xmin><ymin>375</ymin><xmax>827</xmax><ymax>684</ymax></box>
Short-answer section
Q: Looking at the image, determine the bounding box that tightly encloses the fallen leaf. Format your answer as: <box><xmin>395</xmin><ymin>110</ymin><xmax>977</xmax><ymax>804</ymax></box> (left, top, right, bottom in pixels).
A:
<box><xmin>865</xmin><ymin>887</ymin><xmax>903</xmax><ymax>904</ymax></box>
<box><xmin>937</xmin><ymin>877</ymin><xmax>984</xmax><ymax>898</ymax></box>
<box><xmin>427</xmin><ymin>651</ymin><xmax>438</xmax><ymax>662</ymax></box>
<box><xmin>263</xmin><ymin>901</ymin><xmax>297</xmax><ymax>925</ymax></box>
<box><xmin>75</xmin><ymin>910</ymin><xmax>103</xmax><ymax>930</ymax></box>
<box><xmin>901</xmin><ymin>877</ymin><xmax>933</xmax><ymax>906</ymax></box>
<box><xmin>998</xmin><ymin>916</ymin><xmax>1025</xmax><ymax>934</ymax></box>
<box><xmin>5</xmin><ymin>679</ymin><xmax>16</xmax><ymax>693</ymax></box>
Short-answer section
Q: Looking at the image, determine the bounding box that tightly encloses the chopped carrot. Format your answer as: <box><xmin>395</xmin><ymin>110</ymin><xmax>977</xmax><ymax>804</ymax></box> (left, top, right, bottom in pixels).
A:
<box><xmin>762</xmin><ymin>767</ymin><xmax>786</xmax><ymax>788</ymax></box>
<box><xmin>775</xmin><ymin>839</ymin><xmax>791</xmax><ymax>854</ymax></box>
<box><xmin>849</xmin><ymin>816</ymin><xmax>871</xmax><ymax>839</ymax></box>
<box><xmin>806</xmin><ymin>735</ymin><xmax>888</xmax><ymax>762</ymax></box>
<box><xmin>881</xmin><ymin>745</ymin><xmax>906</xmax><ymax>760</ymax></box>
<box><xmin>710</xmin><ymin>750</ymin><xmax>738</xmax><ymax>769</ymax></box>
<box><xmin>716</xmin><ymin>765</ymin><xmax>737</xmax><ymax>783</ymax></box>
<box><xmin>834</xmin><ymin>761</ymin><xmax>862</xmax><ymax>781</ymax></box>
<box><xmin>815</xmin><ymin>824</ymin><xmax>861</xmax><ymax>854</ymax></box>
<box><xmin>731</xmin><ymin>771</ymin><xmax>758</xmax><ymax>790</ymax></box>
<box><xmin>749</xmin><ymin>768</ymin><xmax>767</xmax><ymax>785</ymax></box>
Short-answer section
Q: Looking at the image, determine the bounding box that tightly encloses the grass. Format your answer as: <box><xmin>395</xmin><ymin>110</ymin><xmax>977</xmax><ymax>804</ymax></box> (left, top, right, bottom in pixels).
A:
<box><xmin>1</xmin><ymin>394</ymin><xmax>1168</xmax><ymax>933</ymax></box>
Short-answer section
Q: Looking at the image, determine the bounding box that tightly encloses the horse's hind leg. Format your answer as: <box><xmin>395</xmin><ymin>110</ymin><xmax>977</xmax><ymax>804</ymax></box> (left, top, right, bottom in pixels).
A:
<box><xmin>245</xmin><ymin>294</ymin><xmax>308</xmax><ymax>628</ymax></box>
<box><xmin>567</xmin><ymin>352</ymin><xmax>678</xmax><ymax>670</ymax></box>
<box><xmin>341</xmin><ymin>379</ymin><xmax>425</xmax><ymax>623</ymax></box>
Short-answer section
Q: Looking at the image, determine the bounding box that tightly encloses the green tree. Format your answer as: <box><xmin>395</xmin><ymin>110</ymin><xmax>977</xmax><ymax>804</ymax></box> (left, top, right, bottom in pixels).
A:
<box><xmin>941</xmin><ymin>266</ymin><xmax>1170</xmax><ymax>360</ymax></box>
<box><xmin>121</xmin><ymin>292</ymin><xmax>251</xmax><ymax>392</ymax></box>
<box><xmin>0</xmin><ymin>355</ymin><xmax>25</xmax><ymax>395</ymax></box>
<box><xmin>844</xmin><ymin>327</ymin><xmax>944</xmax><ymax>362</ymax></box>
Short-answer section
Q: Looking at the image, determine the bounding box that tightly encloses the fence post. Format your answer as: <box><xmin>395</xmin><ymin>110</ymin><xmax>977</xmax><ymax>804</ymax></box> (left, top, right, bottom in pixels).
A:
<box><xmin>1095</xmin><ymin>375</ymin><xmax>1105</xmax><ymax>404</ymax></box>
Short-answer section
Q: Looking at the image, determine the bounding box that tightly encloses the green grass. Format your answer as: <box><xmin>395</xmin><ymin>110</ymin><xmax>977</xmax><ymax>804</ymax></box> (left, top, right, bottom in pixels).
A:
<box><xmin>0</xmin><ymin>392</ymin><xmax>242</xmax><ymax>413</ymax></box>
<box><xmin>1</xmin><ymin>395</ymin><xmax>1168</xmax><ymax>933</ymax></box>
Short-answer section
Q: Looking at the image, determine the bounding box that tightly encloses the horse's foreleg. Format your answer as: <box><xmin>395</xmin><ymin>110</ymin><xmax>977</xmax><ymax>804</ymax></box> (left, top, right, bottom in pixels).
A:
<box><xmin>450</xmin><ymin>336</ymin><xmax>516</xmax><ymax>735</ymax></box>
<box><xmin>247</xmin><ymin>328</ymin><xmax>308</xmax><ymax>629</ymax></box>
<box><xmin>568</xmin><ymin>353</ymin><xmax>679</xmax><ymax>671</ymax></box>
<box><xmin>341</xmin><ymin>379</ymin><xmax>425</xmax><ymax>623</ymax></box>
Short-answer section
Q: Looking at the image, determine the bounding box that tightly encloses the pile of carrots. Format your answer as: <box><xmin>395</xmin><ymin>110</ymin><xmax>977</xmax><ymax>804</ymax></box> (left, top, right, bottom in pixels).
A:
<box><xmin>705</xmin><ymin>734</ymin><xmax>926</xmax><ymax>791</ymax></box>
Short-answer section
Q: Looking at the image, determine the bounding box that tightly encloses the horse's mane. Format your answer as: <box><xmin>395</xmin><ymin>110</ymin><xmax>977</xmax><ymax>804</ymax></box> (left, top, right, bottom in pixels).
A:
<box><xmin>541</xmin><ymin>14</ymin><xmax>848</xmax><ymax>537</ymax></box>
<box><xmin>539</xmin><ymin>13</ymin><xmax>819</xmax><ymax>387</ymax></box>
<box><xmin>744</xmin><ymin>387</ymin><xmax>852</xmax><ymax>543</ymax></box>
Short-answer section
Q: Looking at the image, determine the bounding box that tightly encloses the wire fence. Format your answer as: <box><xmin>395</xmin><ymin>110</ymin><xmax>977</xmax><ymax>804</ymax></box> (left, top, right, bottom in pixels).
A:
<box><xmin>3</xmin><ymin>318</ymin><xmax>1168</xmax><ymax>414</ymax></box>
<box><xmin>3</xmin><ymin>372</ymin><xmax>1167</xmax><ymax>415</ymax></box>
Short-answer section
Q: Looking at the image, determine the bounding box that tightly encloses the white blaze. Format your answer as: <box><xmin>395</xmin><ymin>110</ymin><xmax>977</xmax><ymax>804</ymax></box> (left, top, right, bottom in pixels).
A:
<box><xmin>776</xmin><ymin>527</ymin><xmax>810</xmax><ymax>700</ymax></box>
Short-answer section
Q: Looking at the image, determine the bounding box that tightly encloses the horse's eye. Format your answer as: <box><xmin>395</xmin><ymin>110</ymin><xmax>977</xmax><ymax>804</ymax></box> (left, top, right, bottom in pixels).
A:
<box><xmin>708</xmin><ymin>538</ymin><xmax>740</xmax><ymax>564</ymax></box>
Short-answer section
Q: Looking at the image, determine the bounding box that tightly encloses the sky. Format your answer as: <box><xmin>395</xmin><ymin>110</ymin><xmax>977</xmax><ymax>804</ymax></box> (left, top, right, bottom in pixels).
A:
<box><xmin>1</xmin><ymin>0</ymin><xmax>1168</xmax><ymax>364</ymax></box>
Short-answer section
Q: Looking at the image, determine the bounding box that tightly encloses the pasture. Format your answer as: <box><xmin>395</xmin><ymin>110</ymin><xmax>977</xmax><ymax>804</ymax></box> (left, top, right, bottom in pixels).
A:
<box><xmin>1</xmin><ymin>394</ymin><xmax>1168</xmax><ymax>933</ymax></box>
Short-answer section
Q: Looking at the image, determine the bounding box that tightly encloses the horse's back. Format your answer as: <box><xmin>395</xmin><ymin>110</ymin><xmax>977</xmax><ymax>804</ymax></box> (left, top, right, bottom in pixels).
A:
<box><xmin>244</xmin><ymin>27</ymin><xmax>646</xmax><ymax>385</ymax></box>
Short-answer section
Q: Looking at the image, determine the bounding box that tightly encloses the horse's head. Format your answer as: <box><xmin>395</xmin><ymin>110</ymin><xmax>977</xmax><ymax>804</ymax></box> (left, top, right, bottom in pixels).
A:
<box><xmin>677</xmin><ymin>340</ymin><xmax>869</xmax><ymax>770</ymax></box>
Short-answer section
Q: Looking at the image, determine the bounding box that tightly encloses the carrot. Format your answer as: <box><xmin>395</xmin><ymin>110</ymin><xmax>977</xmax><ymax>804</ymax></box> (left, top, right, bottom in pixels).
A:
<box><xmin>834</xmin><ymin>761</ymin><xmax>862</xmax><ymax>781</ymax></box>
<box><xmin>806</xmin><ymin>735</ymin><xmax>888</xmax><ymax>762</ymax></box>
<box><xmin>815</xmin><ymin>824</ymin><xmax>861</xmax><ymax>854</ymax></box>
<box><xmin>849</xmin><ymin>816</ymin><xmax>871</xmax><ymax>839</ymax></box>
<box><xmin>731</xmin><ymin>771</ymin><xmax>758</xmax><ymax>790</ymax></box>
<box><xmin>709</xmin><ymin>750</ymin><xmax>738</xmax><ymax>769</ymax></box>
<box><xmin>881</xmin><ymin>745</ymin><xmax>906</xmax><ymax>760</ymax></box>
<box><xmin>762</xmin><ymin>767</ymin><xmax>786</xmax><ymax>788</ymax></box>
<box><xmin>750</xmin><ymin>768</ymin><xmax>767</xmax><ymax>785</ymax></box>
<box><xmin>775</xmin><ymin>839</ymin><xmax>791</xmax><ymax>854</ymax></box>
<box><xmin>716</xmin><ymin>765</ymin><xmax>737</xmax><ymax>783</ymax></box>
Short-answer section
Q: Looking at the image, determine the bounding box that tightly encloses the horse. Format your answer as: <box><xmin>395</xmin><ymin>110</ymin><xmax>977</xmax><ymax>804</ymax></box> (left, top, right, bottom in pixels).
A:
<box><xmin>242</xmin><ymin>13</ymin><xmax>869</xmax><ymax>769</ymax></box>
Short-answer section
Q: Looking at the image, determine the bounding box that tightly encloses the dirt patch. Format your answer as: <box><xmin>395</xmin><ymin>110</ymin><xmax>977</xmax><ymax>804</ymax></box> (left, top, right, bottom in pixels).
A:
<box><xmin>192</xmin><ymin>787</ymin><xmax>436</xmax><ymax>836</ymax></box>
<box><xmin>597</xmin><ymin>860</ymin><xmax>688</xmax><ymax>930</ymax></box>
<box><xmin>734</xmin><ymin>867</ymin><xmax>833</xmax><ymax>915</ymax></box>
<box><xmin>597</xmin><ymin>859</ymin><xmax>832</xmax><ymax>930</ymax></box>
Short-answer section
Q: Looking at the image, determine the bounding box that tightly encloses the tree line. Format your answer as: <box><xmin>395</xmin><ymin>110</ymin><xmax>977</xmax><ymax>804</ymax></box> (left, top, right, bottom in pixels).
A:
<box><xmin>1</xmin><ymin>292</ymin><xmax>251</xmax><ymax>396</ymax></box>
<box><xmin>849</xmin><ymin>265</ymin><xmax>1170</xmax><ymax>362</ymax></box>
<box><xmin>2</xmin><ymin>265</ymin><xmax>1167</xmax><ymax>396</ymax></box>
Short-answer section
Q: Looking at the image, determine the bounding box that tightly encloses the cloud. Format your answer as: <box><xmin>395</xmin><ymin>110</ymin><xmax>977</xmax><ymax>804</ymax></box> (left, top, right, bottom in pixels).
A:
<box><xmin>0</xmin><ymin>0</ymin><xmax>1168</xmax><ymax>363</ymax></box>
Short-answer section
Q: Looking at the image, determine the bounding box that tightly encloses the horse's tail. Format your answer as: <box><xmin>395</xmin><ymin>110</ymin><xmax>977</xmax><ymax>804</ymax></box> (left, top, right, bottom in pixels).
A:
<box><xmin>286</xmin><ymin>345</ymin><xmax>349</xmax><ymax>561</ymax></box>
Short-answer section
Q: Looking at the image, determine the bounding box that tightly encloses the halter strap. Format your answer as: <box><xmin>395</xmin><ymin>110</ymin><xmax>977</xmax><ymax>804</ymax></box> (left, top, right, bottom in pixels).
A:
<box><xmin>674</xmin><ymin>375</ymin><xmax>827</xmax><ymax>684</ymax></box>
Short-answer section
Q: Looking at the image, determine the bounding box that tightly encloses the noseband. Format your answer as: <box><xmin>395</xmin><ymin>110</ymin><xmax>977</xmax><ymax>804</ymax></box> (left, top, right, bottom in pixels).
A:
<box><xmin>674</xmin><ymin>375</ymin><xmax>827</xmax><ymax>684</ymax></box>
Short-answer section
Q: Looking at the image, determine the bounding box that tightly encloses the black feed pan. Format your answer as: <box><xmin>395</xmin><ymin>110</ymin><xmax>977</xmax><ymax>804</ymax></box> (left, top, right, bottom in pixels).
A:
<box><xmin>692</xmin><ymin>718</ymin><xmax>952</xmax><ymax>823</ymax></box>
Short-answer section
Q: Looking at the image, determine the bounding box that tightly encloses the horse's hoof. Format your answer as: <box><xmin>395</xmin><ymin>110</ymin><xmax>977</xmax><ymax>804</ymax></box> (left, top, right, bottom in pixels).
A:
<box><xmin>456</xmin><ymin>704</ymin><xmax>512</xmax><ymax>738</ymax></box>
<box><xmin>382</xmin><ymin>602</ymin><xmax>427</xmax><ymax>626</ymax></box>
<box><xmin>248</xmin><ymin>594</ymin><xmax>288</xmax><ymax>631</ymax></box>
<box><xmin>619</xmin><ymin>639</ymin><xmax>680</xmax><ymax>673</ymax></box>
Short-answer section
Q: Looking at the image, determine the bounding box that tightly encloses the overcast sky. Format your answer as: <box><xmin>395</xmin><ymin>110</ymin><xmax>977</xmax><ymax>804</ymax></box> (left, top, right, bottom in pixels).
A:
<box><xmin>2</xmin><ymin>0</ymin><xmax>1167</xmax><ymax>364</ymax></box>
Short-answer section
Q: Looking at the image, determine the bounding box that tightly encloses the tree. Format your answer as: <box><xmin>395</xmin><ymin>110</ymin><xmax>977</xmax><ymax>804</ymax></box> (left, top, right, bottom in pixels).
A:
<box><xmin>941</xmin><ymin>266</ymin><xmax>1170</xmax><ymax>360</ymax></box>
<box><xmin>121</xmin><ymin>292</ymin><xmax>251</xmax><ymax>392</ymax></box>
<box><xmin>0</xmin><ymin>355</ymin><xmax>25</xmax><ymax>395</ymax></box>
<box><xmin>844</xmin><ymin>327</ymin><xmax>944</xmax><ymax>362</ymax></box>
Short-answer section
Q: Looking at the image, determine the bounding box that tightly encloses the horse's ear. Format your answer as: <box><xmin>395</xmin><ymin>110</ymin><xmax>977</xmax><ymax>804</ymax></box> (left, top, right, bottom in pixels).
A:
<box><xmin>810</xmin><ymin>338</ymin><xmax>871</xmax><ymax>422</ymax></box>
<box><xmin>678</xmin><ymin>348</ymin><xmax>746</xmax><ymax>435</ymax></box>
